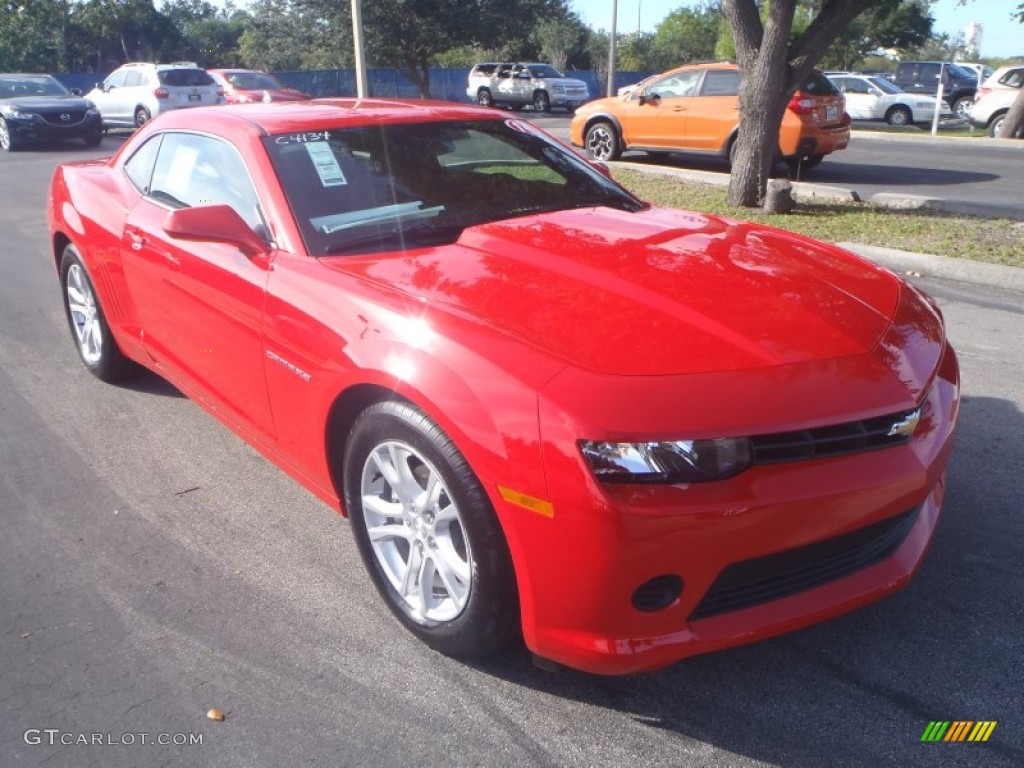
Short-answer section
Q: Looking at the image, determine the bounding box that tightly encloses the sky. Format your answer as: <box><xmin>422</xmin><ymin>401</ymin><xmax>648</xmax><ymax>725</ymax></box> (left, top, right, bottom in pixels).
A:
<box><xmin>572</xmin><ymin>1</ymin><xmax>1023</xmax><ymax>58</ymax></box>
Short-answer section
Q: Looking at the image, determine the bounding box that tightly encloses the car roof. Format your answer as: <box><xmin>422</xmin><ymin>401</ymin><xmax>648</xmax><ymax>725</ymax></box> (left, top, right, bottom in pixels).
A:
<box><xmin>150</xmin><ymin>98</ymin><xmax>506</xmax><ymax>136</ymax></box>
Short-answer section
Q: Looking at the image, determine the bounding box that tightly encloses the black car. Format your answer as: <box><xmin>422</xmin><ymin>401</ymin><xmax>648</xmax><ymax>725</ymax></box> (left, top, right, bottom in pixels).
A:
<box><xmin>0</xmin><ymin>74</ymin><xmax>103</xmax><ymax>151</ymax></box>
<box><xmin>892</xmin><ymin>61</ymin><xmax>977</xmax><ymax>120</ymax></box>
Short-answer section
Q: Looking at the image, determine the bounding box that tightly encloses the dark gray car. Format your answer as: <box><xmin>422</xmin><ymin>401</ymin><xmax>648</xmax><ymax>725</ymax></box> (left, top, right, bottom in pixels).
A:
<box><xmin>0</xmin><ymin>74</ymin><xmax>103</xmax><ymax>151</ymax></box>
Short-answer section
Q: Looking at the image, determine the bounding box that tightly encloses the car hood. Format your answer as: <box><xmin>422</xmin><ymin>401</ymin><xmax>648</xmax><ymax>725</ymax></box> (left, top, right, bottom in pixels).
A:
<box><xmin>1</xmin><ymin>95</ymin><xmax>93</xmax><ymax>112</ymax></box>
<box><xmin>328</xmin><ymin>206</ymin><xmax>901</xmax><ymax>376</ymax></box>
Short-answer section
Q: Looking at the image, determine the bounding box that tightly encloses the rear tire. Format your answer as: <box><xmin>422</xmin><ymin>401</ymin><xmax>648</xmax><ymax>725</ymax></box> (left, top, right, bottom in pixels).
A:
<box><xmin>343</xmin><ymin>401</ymin><xmax>518</xmax><ymax>658</ymax></box>
<box><xmin>134</xmin><ymin>106</ymin><xmax>151</xmax><ymax>128</ymax></box>
<box><xmin>476</xmin><ymin>88</ymin><xmax>493</xmax><ymax>108</ymax></box>
<box><xmin>988</xmin><ymin>114</ymin><xmax>1006</xmax><ymax>137</ymax></box>
<box><xmin>951</xmin><ymin>96</ymin><xmax>973</xmax><ymax>121</ymax></box>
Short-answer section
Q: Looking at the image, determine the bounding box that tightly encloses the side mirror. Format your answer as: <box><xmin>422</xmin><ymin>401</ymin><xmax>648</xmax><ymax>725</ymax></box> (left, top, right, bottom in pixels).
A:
<box><xmin>638</xmin><ymin>89</ymin><xmax>659</xmax><ymax>106</ymax></box>
<box><xmin>868</xmin><ymin>88</ymin><xmax>882</xmax><ymax>96</ymax></box>
<box><xmin>163</xmin><ymin>205</ymin><xmax>267</xmax><ymax>258</ymax></box>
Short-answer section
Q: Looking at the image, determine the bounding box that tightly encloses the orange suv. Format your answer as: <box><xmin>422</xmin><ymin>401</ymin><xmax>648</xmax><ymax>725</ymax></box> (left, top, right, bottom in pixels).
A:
<box><xmin>570</xmin><ymin>61</ymin><xmax>850</xmax><ymax>172</ymax></box>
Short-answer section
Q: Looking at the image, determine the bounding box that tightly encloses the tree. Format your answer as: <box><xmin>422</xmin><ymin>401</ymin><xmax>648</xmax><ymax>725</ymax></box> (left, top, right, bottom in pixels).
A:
<box><xmin>532</xmin><ymin>14</ymin><xmax>588</xmax><ymax>71</ymax></box>
<box><xmin>723</xmin><ymin>0</ymin><xmax>884</xmax><ymax>208</ymax></box>
<box><xmin>992</xmin><ymin>2</ymin><xmax>1024</xmax><ymax>138</ymax></box>
<box><xmin>0</xmin><ymin>0</ymin><xmax>67</xmax><ymax>71</ymax></box>
<box><xmin>821</xmin><ymin>0</ymin><xmax>932</xmax><ymax>71</ymax></box>
<box><xmin>650</xmin><ymin>2</ymin><xmax>723</xmax><ymax>72</ymax></box>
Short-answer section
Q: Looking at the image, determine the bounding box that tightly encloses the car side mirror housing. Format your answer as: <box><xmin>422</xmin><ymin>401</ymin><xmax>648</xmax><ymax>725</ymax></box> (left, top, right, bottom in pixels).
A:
<box><xmin>163</xmin><ymin>205</ymin><xmax>267</xmax><ymax>258</ymax></box>
<box><xmin>639</xmin><ymin>89</ymin><xmax>659</xmax><ymax>106</ymax></box>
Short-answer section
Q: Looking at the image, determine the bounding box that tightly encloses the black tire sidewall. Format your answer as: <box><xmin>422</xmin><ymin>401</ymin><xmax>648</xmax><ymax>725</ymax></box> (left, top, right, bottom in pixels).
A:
<box><xmin>343</xmin><ymin>401</ymin><xmax>517</xmax><ymax>658</ymax></box>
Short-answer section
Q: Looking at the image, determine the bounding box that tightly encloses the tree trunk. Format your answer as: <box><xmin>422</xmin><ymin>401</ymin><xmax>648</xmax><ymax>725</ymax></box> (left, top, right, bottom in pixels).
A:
<box><xmin>997</xmin><ymin>87</ymin><xmax>1024</xmax><ymax>139</ymax></box>
<box><xmin>404</xmin><ymin>58</ymin><xmax>431</xmax><ymax>99</ymax></box>
<box><xmin>725</xmin><ymin>0</ymin><xmax>796</xmax><ymax>208</ymax></box>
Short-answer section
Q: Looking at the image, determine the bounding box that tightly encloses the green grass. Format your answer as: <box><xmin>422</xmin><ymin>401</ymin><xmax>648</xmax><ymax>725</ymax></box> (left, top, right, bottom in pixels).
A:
<box><xmin>611</xmin><ymin>168</ymin><xmax>1024</xmax><ymax>268</ymax></box>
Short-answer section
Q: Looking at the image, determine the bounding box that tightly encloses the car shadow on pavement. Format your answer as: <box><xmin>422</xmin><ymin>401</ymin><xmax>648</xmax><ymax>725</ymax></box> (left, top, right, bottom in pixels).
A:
<box><xmin>811</xmin><ymin>162</ymin><xmax>999</xmax><ymax>188</ymax></box>
<box><xmin>465</xmin><ymin>393</ymin><xmax>1024</xmax><ymax>767</ymax></box>
<box><xmin>116</xmin><ymin>369</ymin><xmax>186</xmax><ymax>398</ymax></box>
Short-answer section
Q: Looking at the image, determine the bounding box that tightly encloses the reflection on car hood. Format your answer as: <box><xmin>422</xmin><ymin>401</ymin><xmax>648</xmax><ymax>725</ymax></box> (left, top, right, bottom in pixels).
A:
<box><xmin>0</xmin><ymin>95</ymin><xmax>93</xmax><ymax>112</ymax></box>
<box><xmin>331</xmin><ymin>206</ymin><xmax>902</xmax><ymax>376</ymax></box>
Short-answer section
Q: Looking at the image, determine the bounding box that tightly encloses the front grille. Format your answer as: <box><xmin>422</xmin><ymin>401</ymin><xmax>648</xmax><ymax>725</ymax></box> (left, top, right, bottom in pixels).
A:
<box><xmin>690</xmin><ymin>506</ymin><xmax>919</xmax><ymax>621</ymax></box>
<box><xmin>750</xmin><ymin>406</ymin><xmax>919</xmax><ymax>465</ymax></box>
<box><xmin>40</xmin><ymin>111</ymin><xmax>86</xmax><ymax>126</ymax></box>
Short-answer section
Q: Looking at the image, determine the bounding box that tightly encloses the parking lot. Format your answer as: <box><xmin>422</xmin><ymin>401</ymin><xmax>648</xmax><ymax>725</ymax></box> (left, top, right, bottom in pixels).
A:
<box><xmin>1</xmin><ymin>140</ymin><xmax>1022</xmax><ymax>767</ymax></box>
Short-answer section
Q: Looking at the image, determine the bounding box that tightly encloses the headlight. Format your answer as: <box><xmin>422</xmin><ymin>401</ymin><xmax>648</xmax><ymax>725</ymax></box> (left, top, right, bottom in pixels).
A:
<box><xmin>553</xmin><ymin>85</ymin><xmax>565</xmax><ymax>93</ymax></box>
<box><xmin>0</xmin><ymin>106</ymin><xmax>29</xmax><ymax>119</ymax></box>
<box><xmin>580</xmin><ymin>438</ymin><xmax>752</xmax><ymax>483</ymax></box>
<box><xmin>86</xmin><ymin>107</ymin><xmax>100</xmax><ymax>117</ymax></box>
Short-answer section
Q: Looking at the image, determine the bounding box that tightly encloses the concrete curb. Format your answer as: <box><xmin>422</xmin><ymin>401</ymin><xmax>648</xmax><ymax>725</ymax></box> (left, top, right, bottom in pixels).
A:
<box><xmin>610</xmin><ymin>161</ymin><xmax>1023</xmax><ymax>293</ymax></box>
<box><xmin>850</xmin><ymin>129</ymin><xmax>1024</xmax><ymax>149</ymax></box>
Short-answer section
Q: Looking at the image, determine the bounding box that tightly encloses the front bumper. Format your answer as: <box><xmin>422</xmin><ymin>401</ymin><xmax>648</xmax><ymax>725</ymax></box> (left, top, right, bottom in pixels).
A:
<box><xmin>5</xmin><ymin>111</ymin><xmax>102</xmax><ymax>142</ymax></box>
<box><xmin>503</xmin><ymin>339</ymin><xmax>959</xmax><ymax>675</ymax></box>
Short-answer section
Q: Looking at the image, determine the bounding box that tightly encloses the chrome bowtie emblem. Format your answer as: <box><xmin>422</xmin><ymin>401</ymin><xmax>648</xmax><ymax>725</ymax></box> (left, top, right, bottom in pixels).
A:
<box><xmin>888</xmin><ymin>408</ymin><xmax>922</xmax><ymax>437</ymax></box>
<box><xmin>60</xmin><ymin>113</ymin><xmax>71</xmax><ymax>121</ymax></box>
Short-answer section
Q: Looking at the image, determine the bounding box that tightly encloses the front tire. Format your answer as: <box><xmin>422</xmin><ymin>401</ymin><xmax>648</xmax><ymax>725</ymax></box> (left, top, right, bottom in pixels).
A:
<box><xmin>83</xmin><ymin>131</ymin><xmax>103</xmax><ymax>147</ymax></box>
<box><xmin>584</xmin><ymin>120</ymin><xmax>621</xmax><ymax>161</ymax></box>
<box><xmin>343</xmin><ymin>401</ymin><xmax>518</xmax><ymax>658</ymax></box>
<box><xmin>0</xmin><ymin>117</ymin><xmax>19</xmax><ymax>151</ymax></box>
<box><xmin>886</xmin><ymin>105</ymin><xmax>912</xmax><ymax>126</ymax></box>
<box><xmin>59</xmin><ymin>245</ymin><xmax>135</xmax><ymax>382</ymax></box>
<box><xmin>533</xmin><ymin>90</ymin><xmax>550</xmax><ymax>113</ymax></box>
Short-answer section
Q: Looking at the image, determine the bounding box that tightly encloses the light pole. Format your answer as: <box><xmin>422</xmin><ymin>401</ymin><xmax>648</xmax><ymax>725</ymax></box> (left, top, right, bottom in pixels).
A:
<box><xmin>606</xmin><ymin>0</ymin><xmax>618</xmax><ymax>97</ymax></box>
<box><xmin>351</xmin><ymin>0</ymin><xmax>368</xmax><ymax>98</ymax></box>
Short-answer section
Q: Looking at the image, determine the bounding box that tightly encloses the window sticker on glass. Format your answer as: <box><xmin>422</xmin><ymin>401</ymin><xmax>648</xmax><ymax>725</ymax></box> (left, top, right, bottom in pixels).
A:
<box><xmin>304</xmin><ymin>142</ymin><xmax>347</xmax><ymax>187</ymax></box>
<box><xmin>165</xmin><ymin>144</ymin><xmax>198</xmax><ymax>200</ymax></box>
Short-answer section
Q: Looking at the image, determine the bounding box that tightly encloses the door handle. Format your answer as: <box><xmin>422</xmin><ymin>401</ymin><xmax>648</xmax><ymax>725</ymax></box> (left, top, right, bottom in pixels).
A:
<box><xmin>128</xmin><ymin>231</ymin><xmax>147</xmax><ymax>251</ymax></box>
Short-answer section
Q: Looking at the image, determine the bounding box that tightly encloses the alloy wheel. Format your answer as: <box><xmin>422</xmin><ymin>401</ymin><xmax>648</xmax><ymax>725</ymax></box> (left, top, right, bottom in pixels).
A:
<box><xmin>66</xmin><ymin>263</ymin><xmax>103</xmax><ymax>365</ymax></box>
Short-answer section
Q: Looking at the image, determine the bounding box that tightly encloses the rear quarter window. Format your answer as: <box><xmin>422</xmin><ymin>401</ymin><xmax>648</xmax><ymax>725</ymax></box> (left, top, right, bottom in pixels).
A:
<box><xmin>700</xmin><ymin>70</ymin><xmax>739</xmax><ymax>96</ymax></box>
<box><xmin>801</xmin><ymin>72</ymin><xmax>839</xmax><ymax>95</ymax></box>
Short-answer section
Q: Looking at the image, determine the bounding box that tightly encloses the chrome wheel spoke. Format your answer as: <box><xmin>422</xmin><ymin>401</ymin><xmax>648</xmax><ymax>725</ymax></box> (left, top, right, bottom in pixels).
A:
<box><xmin>361</xmin><ymin>438</ymin><xmax>474</xmax><ymax>624</ymax></box>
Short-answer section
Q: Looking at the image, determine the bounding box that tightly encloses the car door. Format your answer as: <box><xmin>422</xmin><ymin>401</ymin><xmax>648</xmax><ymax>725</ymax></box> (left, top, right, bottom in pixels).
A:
<box><xmin>622</xmin><ymin>69</ymin><xmax>702</xmax><ymax>149</ymax></box>
<box><xmin>836</xmin><ymin>77</ymin><xmax>875</xmax><ymax>119</ymax></box>
<box><xmin>684</xmin><ymin>69</ymin><xmax>740</xmax><ymax>151</ymax></box>
<box><xmin>92</xmin><ymin>69</ymin><xmax>128</xmax><ymax>124</ymax></box>
<box><xmin>119</xmin><ymin>131</ymin><xmax>276</xmax><ymax>439</ymax></box>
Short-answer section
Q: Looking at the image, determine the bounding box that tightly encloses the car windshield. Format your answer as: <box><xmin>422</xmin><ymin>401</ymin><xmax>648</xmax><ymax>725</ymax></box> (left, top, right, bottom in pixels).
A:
<box><xmin>158</xmin><ymin>69</ymin><xmax>215</xmax><ymax>87</ymax></box>
<box><xmin>264</xmin><ymin>118</ymin><xmax>645</xmax><ymax>257</ymax></box>
<box><xmin>528</xmin><ymin>65</ymin><xmax>564</xmax><ymax>79</ymax></box>
<box><xmin>226</xmin><ymin>72</ymin><xmax>284</xmax><ymax>90</ymax></box>
<box><xmin>947</xmin><ymin>64</ymin><xmax>976</xmax><ymax>80</ymax></box>
<box><xmin>868</xmin><ymin>77</ymin><xmax>903</xmax><ymax>94</ymax></box>
<box><xmin>0</xmin><ymin>75</ymin><xmax>70</xmax><ymax>98</ymax></box>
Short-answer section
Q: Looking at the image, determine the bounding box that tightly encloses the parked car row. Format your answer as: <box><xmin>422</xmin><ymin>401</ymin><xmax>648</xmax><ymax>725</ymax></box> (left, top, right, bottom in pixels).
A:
<box><xmin>466</xmin><ymin>62</ymin><xmax>589</xmax><ymax>113</ymax></box>
<box><xmin>1</xmin><ymin>63</ymin><xmax>311</xmax><ymax>150</ymax></box>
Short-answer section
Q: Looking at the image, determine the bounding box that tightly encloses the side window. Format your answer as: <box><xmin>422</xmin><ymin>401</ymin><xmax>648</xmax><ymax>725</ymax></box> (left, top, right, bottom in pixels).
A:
<box><xmin>149</xmin><ymin>133</ymin><xmax>266</xmax><ymax>237</ymax></box>
<box><xmin>648</xmin><ymin>70</ymin><xmax>702</xmax><ymax>99</ymax></box>
<box><xmin>105</xmin><ymin>70</ymin><xmax>128</xmax><ymax>89</ymax></box>
<box><xmin>1001</xmin><ymin>69</ymin><xmax>1024</xmax><ymax>88</ymax></box>
<box><xmin>124</xmin><ymin>70</ymin><xmax>144</xmax><ymax>88</ymax></box>
<box><xmin>845</xmin><ymin>78</ymin><xmax>869</xmax><ymax>94</ymax></box>
<box><xmin>122</xmin><ymin>135</ymin><xmax>162</xmax><ymax>194</ymax></box>
<box><xmin>919</xmin><ymin>64</ymin><xmax>940</xmax><ymax>82</ymax></box>
<box><xmin>699</xmin><ymin>70</ymin><xmax>739</xmax><ymax>97</ymax></box>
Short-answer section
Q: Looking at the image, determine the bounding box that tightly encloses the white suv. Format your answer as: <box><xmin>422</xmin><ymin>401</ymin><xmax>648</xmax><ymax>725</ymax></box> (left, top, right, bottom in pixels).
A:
<box><xmin>86</xmin><ymin>62</ymin><xmax>221</xmax><ymax>129</ymax></box>
<box><xmin>968</xmin><ymin>65</ymin><xmax>1023</xmax><ymax>137</ymax></box>
<box><xmin>467</xmin><ymin>63</ymin><xmax>589</xmax><ymax>113</ymax></box>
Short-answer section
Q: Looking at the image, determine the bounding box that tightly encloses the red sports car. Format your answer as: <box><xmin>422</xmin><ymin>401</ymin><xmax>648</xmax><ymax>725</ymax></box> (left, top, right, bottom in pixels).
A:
<box><xmin>47</xmin><ymin>100</ymin><xmax>959</xmax><ymax>675</ymax></box>
<box><xmin>207</xmin><ymin>69</ymin><xmax>311</xmax><ymax>104</ymax></box>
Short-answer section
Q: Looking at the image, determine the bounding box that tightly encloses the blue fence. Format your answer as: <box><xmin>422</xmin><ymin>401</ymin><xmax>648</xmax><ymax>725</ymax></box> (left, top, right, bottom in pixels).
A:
<box><xmin>57</xmin><ymin>67</ymin><xmax>653</xmax><ymax>104</ymax></box>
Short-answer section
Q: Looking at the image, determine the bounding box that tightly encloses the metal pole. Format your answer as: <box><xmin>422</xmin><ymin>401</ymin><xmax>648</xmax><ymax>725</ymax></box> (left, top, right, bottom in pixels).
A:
<box><xmin>931</xmin><ymin>62</ymin><xmax>944</xmax><ymax>137</ymax></box>
<box><xmin>351</xmin><ymin>0</ymin><xmax>368</xmax><ymax>98</ymax></box>
<box><xmin>607</xmin><ymin>0</ymin><xmax>618</xmax><ymax>97</ymax></box>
